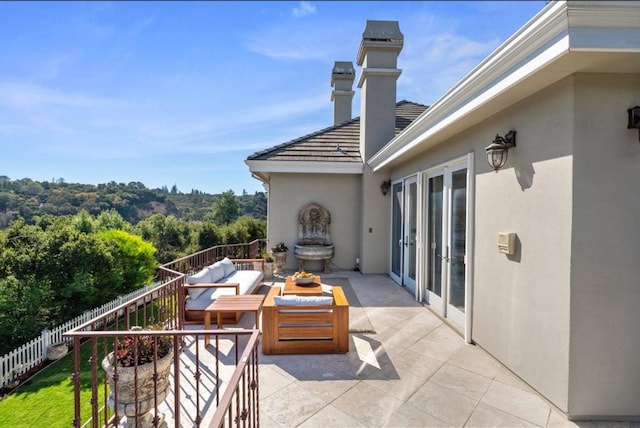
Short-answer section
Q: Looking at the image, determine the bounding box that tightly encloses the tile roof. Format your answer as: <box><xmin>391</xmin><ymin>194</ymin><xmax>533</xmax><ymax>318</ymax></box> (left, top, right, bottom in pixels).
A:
<box><xmin>247</xmin><ymin>100</ymin><xmax>428</xmax><ymax>163</ymax></box>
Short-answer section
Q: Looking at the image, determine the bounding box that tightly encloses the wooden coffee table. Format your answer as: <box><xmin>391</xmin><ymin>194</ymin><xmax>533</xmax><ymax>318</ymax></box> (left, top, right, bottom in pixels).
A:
<box><xmin>283</xmin><ymin>275</ymin><xmax>323</xmax><ymax>296</ymax></box>
<box><xmin>204</xmin><ymin>294</ymin><xmax>265</xmax><ymax>346</ymax></box>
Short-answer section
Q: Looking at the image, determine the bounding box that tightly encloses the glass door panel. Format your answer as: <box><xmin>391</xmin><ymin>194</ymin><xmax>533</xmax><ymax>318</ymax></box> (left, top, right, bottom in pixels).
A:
<box><xmin>403</xmin><ymin>178</ymin><xmax>417</xmax><ymax>295</ymax></box>
<box><xmin>448</xmin><ymin>169</ymin><xmax>467</xmax><ymax>314</ymax></box>
<box><xmin>427</xmin><ymin>175</ymin><xmax>443</xmax><ymax>299</ymax></box>
<box><xmin>423</xmin><ymin>162</ymin><xmax>468</xmax><ymax>330</ymax></box>
<box><xmin>391</xmin><ymin>182</ymin><xmax>403</xmax><ymax>280</ymax></box>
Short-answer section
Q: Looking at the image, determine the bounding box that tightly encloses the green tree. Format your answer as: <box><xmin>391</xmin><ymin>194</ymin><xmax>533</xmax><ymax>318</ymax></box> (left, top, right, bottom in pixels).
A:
<box><xmin>213</xmin><ymin>190</ymin><xmax>239</xmax><ymax>225</ymax></box>
<box><xmin>197</xmin><ymin>222</ymin><xmax>221</xmax><ymax>250</ymax></box>
<box><xmin>136</xmin><ymin>214</ymin><xmax>193</xmax><ymax>263</ymax></box>
<box><xmin>95</xmin><ymin>209</ymin><xmax>128</xmax><ymax>231</ymax></box>
<box><xmin>73</xmin><ymin>209</ymin><xmax>95</xmax><ymax>233</ymax></box>
<box><xmin>99</xmin><ymin>229</ymin><xmax>158</xmax><ymax>288</ymax></box>
<box><xmin>0</xmin><ymin>276</ymin><xmax>52</xmax><ymax>355</ymax></box>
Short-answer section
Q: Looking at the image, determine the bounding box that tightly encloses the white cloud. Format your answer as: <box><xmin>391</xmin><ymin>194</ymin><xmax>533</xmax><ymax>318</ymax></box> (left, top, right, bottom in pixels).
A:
<box><xmin>244</xmin><ymin>27</ymin><xmax>342</xmax><ymax>61</ymax></box>
<box><xmin>292</xmin><ymin>1</ymin><xmax>316</xmax><ymax>19</ymax></box>
<box><xmin>0</xmin><ymin>78</ymin><xmax>331</xmax><ymax>161</ymax></box>
<box><xmin>243</xmin><ymin>18</ymin><xmax>358</xmax><ymax>62</ymax></box>
<box><xmin>0</xmin><ymin>81</ymin><xmax>127</xmax><ymax>110</ymax></box>
<box><xmin>244</xmin><ymin>37</ymin><xmax>331</xmax><ymax>61</ymax></box>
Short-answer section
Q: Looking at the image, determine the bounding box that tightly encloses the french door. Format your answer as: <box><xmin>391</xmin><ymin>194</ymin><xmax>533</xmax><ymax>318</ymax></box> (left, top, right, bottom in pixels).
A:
<box><xmin>390</xmin><ymin>176</ymin><xmax>418</xmax><ymax>295</ymax></box>
<box><xmin>424</xmin><ymin>162</ymin><xmax>468</xmax><ymax>329</ymax></box>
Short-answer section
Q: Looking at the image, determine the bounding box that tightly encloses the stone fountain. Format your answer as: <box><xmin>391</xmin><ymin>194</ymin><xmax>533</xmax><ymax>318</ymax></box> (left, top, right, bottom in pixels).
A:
<box><xmin>294</xmin><ymin>202</ymin><xmax>335</xmax><ymax>273</ymax></box>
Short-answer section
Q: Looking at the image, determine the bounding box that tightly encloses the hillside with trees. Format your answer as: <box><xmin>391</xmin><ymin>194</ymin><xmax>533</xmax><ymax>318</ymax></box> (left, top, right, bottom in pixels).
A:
<box><xmin>0</xmin><ymin>176</ymin><xmax>268</xmax><ymax>355</ymax></box>
<box><xmin>0</xmin><ymin>176</ymin><xmax>266</xmax><ymax>227</ymax></box>
<box><xmin>0</xmin><ymin>209</ymin><xmax>266</xmax><ymax>355</ymax></box>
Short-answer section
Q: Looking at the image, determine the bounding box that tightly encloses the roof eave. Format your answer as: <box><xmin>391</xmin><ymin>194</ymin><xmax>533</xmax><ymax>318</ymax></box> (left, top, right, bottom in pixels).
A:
<box><xmin>246</xmin><ymin>160</ymin><xmax>364</xmax><ymax>176</ymax></box>
<box><xmin>370</xmin><ymin>0</ymin><xmax>640</xmax><ymax>172</ymax></box>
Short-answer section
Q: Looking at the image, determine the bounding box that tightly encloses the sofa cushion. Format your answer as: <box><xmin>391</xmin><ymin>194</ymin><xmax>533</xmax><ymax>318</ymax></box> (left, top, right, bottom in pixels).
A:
<box><xmin>223</xmin><ymin>270</ymin><xmax>263</xmax><ymax>295</ymax></box>
<box><xmin>187</xmin><ymin>268</ymin><xmax>210</xmax><ymax>284</ymax></box>
<box><xmin>186</xmin><ymin>268</ymin><xmax>211</xmax><ymax>300</ymax></box>
<box><xmin>208</xmin><ymin>262</ymin><xmax>225</xmax><ymax>283</ymax></box>
<box><xmin>273</xmin><ymin>295</ymin><xmax>334</xmax><ymax>306</ymax></box>
<box><xmin>220</xmin><ymin>257</ymin><xmax>236</xmax><ymax>277</ymax></box>
<box><xmin>184</xmin><ymin>287</ymin><xmax>237</xmax><ymax>311</ymax></box>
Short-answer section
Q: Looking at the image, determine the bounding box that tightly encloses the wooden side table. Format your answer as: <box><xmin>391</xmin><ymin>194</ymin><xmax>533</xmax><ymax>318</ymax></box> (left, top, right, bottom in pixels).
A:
<box><xmin>203</xmin><ymin>294</ymin><xmax>265</xmax><ymax>346</ymax></box>
<box><xmin>283</xmin><ymin>275</ymin><xmax>323</xmax><ymax>296</ymax></box>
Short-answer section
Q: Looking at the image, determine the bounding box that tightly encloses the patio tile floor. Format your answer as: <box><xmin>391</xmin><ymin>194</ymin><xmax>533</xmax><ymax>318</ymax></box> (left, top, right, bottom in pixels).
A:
<box><xmin>184</xmin><ymin>270</ymin><xmax>635</xmax><ymax>427</ymax></box>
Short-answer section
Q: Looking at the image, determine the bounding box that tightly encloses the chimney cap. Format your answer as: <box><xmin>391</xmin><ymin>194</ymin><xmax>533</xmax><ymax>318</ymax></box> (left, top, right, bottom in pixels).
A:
<box><xmin>331</xmin><ymin>61</ymin><xmax>355</xmax><ymax>86</ymax></box>
<box><xmin>362</xmin><ymin>20</ymin><xmax>403</xmax><ymax>43</ymax></box>
<box><xmin>357</xmin><ymin>20</ymin><xmax>403</xmax><ymax>65</ymax></box>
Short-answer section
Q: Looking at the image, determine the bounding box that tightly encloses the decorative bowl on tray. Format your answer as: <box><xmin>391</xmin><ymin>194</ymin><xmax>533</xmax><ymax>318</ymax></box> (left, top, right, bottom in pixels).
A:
<box><xmin>293</xmin><ymin>272</ymin><xmax>316</xmax><ymax>285</ymax></box>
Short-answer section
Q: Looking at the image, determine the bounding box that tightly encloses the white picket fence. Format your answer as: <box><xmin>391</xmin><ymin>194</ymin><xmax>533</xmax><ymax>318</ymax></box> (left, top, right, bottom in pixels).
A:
<box><xmin>0</xmin><ymin>283</ymin><xmax>160</xmax><ymax>389</ymax></box>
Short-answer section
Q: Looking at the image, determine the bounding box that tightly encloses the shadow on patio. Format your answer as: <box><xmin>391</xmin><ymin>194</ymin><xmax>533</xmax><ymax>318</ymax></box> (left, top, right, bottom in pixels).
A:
<box><xmin>197</xmin><ymin>271</ymin><xmax>576</xmax><ymax>427</ymax></box>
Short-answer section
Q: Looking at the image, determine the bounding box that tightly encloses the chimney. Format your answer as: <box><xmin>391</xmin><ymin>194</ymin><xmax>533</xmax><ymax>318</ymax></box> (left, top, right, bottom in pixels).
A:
<box><xmin>357</xmin><ymin>20</ymin><xmax>403</xmax><ymax>161</ymax></box>
<box><xmin>331</xmin><ymin>61</ymin><xmax>355</xmax><ymax>125</ymax></box>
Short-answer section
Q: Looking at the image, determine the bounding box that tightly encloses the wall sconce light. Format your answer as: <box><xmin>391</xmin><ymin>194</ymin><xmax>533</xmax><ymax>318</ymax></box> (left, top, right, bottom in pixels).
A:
<box><xmin>627</xmin><ymin>106</ymin><xmax>640</xmax><ymax>141</ymax></box>
<box><xmin>380</xmin><ymin>180</ymin><xmax>391</xmax><ymax>195</ymax></box>
<box><xmin>485</xmin><ymin>130</ymin><xmax>517</xmax><ymax>171</ymax></box>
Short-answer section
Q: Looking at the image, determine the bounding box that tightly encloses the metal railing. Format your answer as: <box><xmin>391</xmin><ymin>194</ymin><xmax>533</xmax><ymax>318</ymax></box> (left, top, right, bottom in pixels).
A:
<box><xmin>63</xmin><ymin>240</ymin><xmax>267</xmax><ymax>427</ymax></box>
<box><xmin>64</xmin><ymin>327</ymin><xmax>260</xmax><ymax>428</ymax></box>
<box><xmin>159</xmin><ymin>239</ymin><xmax>266</xmax><ymax>282</ymax></box>
<box><xmin>0</xmin><ymin>283</ymin><xmax>161</xmax><ymax>389</ymax></box>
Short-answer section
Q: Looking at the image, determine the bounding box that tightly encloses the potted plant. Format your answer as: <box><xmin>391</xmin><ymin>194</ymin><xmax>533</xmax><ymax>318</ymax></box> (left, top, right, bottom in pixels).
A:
<box><xmin>270</xmin><ymin>242</ymin><xmax>288</xmax><ymax>276</ymax></box>
<box><xmin>102</xmin><ymin>325</ymin><xmax>173</xmax><ymax>428</ymax></box>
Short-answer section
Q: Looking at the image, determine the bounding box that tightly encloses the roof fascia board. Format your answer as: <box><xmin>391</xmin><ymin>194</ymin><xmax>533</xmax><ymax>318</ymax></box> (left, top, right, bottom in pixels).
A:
<box><xmin>246</xmin><ymin>160</ymin><xmax>363</xmax><ymax>175</ymax></box>
<box><xmin>369</xmin><ymin>1</ymin><xmax>570</xmax><ymax>170</ymax></box>
<box><xmin>568</xmin><ymin>1</ymin><xmax>640</xmax><ymax>29</ymax></box>
<box><xmin>569</xmin><ymin>27</ymin><xmax>640</xmax><ymax>52</ymax></box>
<box><xmin>567</xmin><ymin>0</ymin><xmax>640</xmax><ymax>50</ymax></box>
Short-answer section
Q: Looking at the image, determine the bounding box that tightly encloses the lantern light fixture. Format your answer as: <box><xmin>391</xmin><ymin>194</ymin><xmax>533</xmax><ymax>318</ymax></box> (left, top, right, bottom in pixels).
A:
<box><xmin>380</xmin><ymin>180</ymin><xmax>391</xmax><ymax>195</ymax></box>
<box><xmin>485</xmin><ymin>130</ymin><xmax>517</xmax><ymax>171</ymax></box>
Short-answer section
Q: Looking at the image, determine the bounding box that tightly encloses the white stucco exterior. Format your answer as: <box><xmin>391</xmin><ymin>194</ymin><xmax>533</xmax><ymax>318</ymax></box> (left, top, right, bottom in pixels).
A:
<box><xmin>266</xmin><ymin>173</ymin><xmax>361</xmax><ymax>272</ymax></box>
<box><xmin>568</xmin><ymin>73</ymin><xmax>640</xmax><ymax>417</ymax></box>
<box><xmin>391</xmin><ymin>76</ymin><xmax>575</xmax><ymax>411</ymax></box>
<box><xmin>247</xmin><ymin>1</ymin><xmax>640</xmax><ymax>419</ymax></box>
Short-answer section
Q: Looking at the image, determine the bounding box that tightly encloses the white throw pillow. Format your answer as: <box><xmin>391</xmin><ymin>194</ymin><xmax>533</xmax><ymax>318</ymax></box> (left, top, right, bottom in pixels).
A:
<box><xmin>273</xmin><ymin>295</ymin><xmax>334</xmax><ymax>306</ymax></box>
<box><xmin>220</xmin><ymin>257</ymin><xmax>236</xmax><ymax>277</ymax></box>
<box><xmin>187</xmin><ymin>268</ymin><xmax>210</xmax><ymax>285</ymax></box>
<box><xmin>208</xmin><ymin>263</ymin><xmax>225</xmax><ymax>283</ymax></box>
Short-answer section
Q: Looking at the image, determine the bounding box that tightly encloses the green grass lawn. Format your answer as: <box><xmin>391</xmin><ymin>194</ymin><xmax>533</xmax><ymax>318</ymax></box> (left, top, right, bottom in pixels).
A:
<box><xmin>0</xmin><ymin>340</ymin><xmax>104</xmax><ymax>428</ymax></box>
<box><xmin>0</xmin><ymin>304</ymin><xmax>171</xmax><ymax>427</ymax></box>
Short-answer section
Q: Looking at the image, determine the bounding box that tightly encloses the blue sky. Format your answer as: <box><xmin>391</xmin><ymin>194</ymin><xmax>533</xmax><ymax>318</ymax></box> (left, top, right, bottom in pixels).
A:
<box><xmin>0</xmin><ymin>1</ymin><xmax>546</xmax><ymax>195</ymax></box>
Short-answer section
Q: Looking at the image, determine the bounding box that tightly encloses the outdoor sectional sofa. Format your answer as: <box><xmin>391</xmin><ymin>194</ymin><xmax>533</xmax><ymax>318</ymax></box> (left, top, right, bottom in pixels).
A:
<box><xmin>183</xmin><ymin>257</ymin><xmax>264</xmax><ymax>324</ymax></box>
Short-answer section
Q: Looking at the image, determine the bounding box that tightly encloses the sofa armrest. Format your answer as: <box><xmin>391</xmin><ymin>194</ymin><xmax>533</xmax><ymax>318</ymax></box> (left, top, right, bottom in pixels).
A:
<box><xmin>264</xmin><ymin>286</ymin><xmax>281</xmax><ymax>307</ymax></box>
<box><xmin>184</xmin><ymin>283</ymin><xmax>240</xmax><ymax>294</ymax></box>
<box><xmin>332</xmin><ymin>287</ymin><xmax>349</xmax><ymax>307</ymax></box>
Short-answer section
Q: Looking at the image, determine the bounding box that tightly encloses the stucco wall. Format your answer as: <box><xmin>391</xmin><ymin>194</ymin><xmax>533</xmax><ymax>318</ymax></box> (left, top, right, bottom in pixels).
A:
<box><xmin>568</xmin><ymin>73</ymin><xmax>640</xmax><ymax>418</ymax></box>
<box><xmin>360</xmin><ymin>165</ymin><xmax>392</xmax><ymax>274</ymax></box>
<box><xmin>391</xmin><ymin>77</ymin><xmax>576</xmax><ymax>411</ymax></box>
<box><xmin>266</xmin><ymin>173</ymin><xmax>361</xmax><ymax>272</ymax></box>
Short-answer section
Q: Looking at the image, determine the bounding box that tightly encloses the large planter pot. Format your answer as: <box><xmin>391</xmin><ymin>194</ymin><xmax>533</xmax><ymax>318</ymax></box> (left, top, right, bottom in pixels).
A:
<box><xmin>102</xmin><ymin>349</ymin><xmax>173</xmax><ymax>428</ymax></box>
<box><xmin>272</xmin><ymin>252</ymin><xmax>287</xmax><ymax>276</ymax></box>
